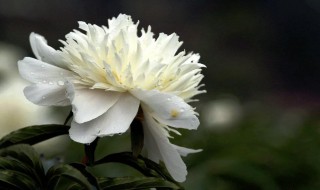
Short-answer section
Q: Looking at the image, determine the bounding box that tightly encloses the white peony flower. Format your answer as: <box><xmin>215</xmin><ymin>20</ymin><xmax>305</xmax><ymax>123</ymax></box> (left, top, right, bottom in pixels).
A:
<box><xmin>18</xmin><ymin>14</ymin><xmax>205</xmax><ymax>182</ymax></box>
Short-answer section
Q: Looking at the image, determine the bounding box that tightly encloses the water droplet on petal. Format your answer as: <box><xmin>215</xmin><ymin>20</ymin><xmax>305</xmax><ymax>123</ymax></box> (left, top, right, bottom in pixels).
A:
<box><xmin>42</xmin><ymin>80</ymin><xmax>47</xmax><ymax>83</ymax></box>
<box><xmin>180</xmin><ymin>108</ymin><xmax>185</xmax><ymax>112</ymax></box>
<box><xmin>57</xmin><ymin>81</ymin><xmax>64</xmax><ymax>86</ymax></box>
<box><xmin>167</xmin><ymin>98</ymin><xmax>172</xmax><ymax>101</ymax></box>
<box><xmin>49</xmin><ymin>81</ymin><xmax>54</xmax><ymax>85</ymax></box>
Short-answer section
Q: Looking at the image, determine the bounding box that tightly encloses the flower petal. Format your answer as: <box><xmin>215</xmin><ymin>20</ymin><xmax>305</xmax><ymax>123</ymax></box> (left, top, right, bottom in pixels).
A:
<box><xmin>29</xmin><ymin>32</ymin><xmax>66</xmax><ymax>68</ymax></box>
<box><xmin>131</xmin><ymin>89</ymin><xmax>199</xmax><ymax>130</ymax></box>
<box><xmin>69</xmin><ymin>93</ymin><xmax>140</xmax><ymax>143</ymax></box>
<box><xmin>172</xmin><ymin>144</ymin><xmax>202</xmax><ymax>157</ymax></box>
<box><xmin>142</xmin><ymin>109</ymin><xmax>187</xmax><ymax>182</ymax></box>
<box><xmin>18</xmin><ymin>57</ymin><xmax>73</xmax><ymax>84</ymax></box>
<box><xmin>99</xmin><ymin>93</ymin><xmax>140</xmax><ymax>136</ymax></box>
<box><xmin>66</xmin><ymin>84</ymin><xmax>121</xmax><ymax>123</ymax></box>
<box><xmin>69</xmin><ymin>121</ymin><xmax>98</xmax><ymax>144</ymax></box>
<box><xmin>24</xmin><ymin>84</ymin><xmax>70</xmax><ymax>106</ymax></box>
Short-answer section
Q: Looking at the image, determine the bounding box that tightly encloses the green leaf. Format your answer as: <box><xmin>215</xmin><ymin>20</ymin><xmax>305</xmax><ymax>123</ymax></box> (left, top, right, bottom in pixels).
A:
<box><xmin>65</xmin><ymin>183</ymin><xmax>84</xmax><ymax>190</ymax></box>
<box><xmin>0</xmin><ymin>170</ymin><xmax>39</xmax><ymax>190</ymax></box>
<box><xmin>98</xmin><ymin>176</ymin><xmax>181</xmax><ymax>190</ymax></box>
<box><xmin>94</xmin><ymin>152</ymin><xmax>159</xmax><ymax>177</ymax></box>
<box><xmin>46</xmin><ymin>164</ymin><xmax>92</xmax><ymax>190</ymax></box>
<box><xmin>94</xmin><ymin>152</ymin><xmax>183</xmax><ymax>189</ymax></box>
<box><xmin>0</xmin><ymin>157</ymin><xmax>42</xmax><ymax>187</ymax></box>
<box><xmin>70</xmin><ymin>163</ymin><xmax>100</xmax><ymax>190</ymax></box>
<box><xmin>0</xmin><ymin>124</ymin><xmax>70</xmax><ymax>148</ymax></box>
<box><xmin>140</xmin><ymin>157</ymin><xmax>175</xmax><ymax>181</ymax></box>
<box><xmin>130</xmin><ymin>119</ymin><xmax>144</xmax><ymax>158</ymax></box>
<box><xmin>0</xmin><ymin>144</ymin><xmax>45</xmax><ymax>187</ymax></box>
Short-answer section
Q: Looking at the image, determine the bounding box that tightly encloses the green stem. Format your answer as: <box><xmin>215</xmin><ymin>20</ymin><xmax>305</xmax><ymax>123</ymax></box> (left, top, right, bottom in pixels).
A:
<box><xmin>84</xmin><ymin>138</ymin><xmax>99</xmax><ymax>166</ymax></box>
<box><xmin>63</xmin><ymin>111</ymin><xmax>73</xmax><ymax>125</ymax></box>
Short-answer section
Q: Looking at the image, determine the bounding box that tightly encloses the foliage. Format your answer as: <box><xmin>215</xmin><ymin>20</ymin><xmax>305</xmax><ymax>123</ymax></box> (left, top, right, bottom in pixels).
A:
<box><xmin>0</xmin><ymin>122</ymin><xmax>183</xmax><ymax>190</ymax></box>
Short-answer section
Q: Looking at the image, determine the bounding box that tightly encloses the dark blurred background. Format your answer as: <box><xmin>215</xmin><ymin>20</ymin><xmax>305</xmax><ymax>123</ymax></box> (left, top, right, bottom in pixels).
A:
<box><xmin>0</xmin><ymin>0</ymin><xmax>320</xmax><ymax>189</ymax></box>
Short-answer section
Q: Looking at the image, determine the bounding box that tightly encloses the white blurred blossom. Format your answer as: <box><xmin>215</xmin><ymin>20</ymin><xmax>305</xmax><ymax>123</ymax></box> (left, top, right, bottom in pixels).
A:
<box><xmin>202</xmin><ymin>98</ymin><xmax>241</xmax><ymax>130</ymax></box>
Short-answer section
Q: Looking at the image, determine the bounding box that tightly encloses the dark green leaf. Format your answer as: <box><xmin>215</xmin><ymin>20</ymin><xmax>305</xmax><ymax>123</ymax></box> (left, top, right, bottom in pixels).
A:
<box><xmin>140</xmin><ymin>157</ymin><xmax>176</xmax><ymax>182</ymax></box>
<box><xmin>130</xmin><ymin>119</ymin><xmax>144</xmax><ymax>157</ymax></box>
<box><xmin>94</xmin><ymin>152</ymin><xmax>183</xmax><ymax>189</ymax></box>
<box><xmin>46</xmin><ymin>164</ymin><xmax>92</xmax><ymax>190</ymax></box>
<box><xmin>0</xmin><ymin>170</ymin><xmax>39</xmax><ymax>190</ymax></box>
<box><xmin>70</xmin><ymin>162</ymin><xmax>100</xmax><ymax>190</ymax></box>
<box><xmin>0</xmin><ymin>157</ymin><xmax>43</xmax><ymax>187</ymax></box>
<box><xmin>54</xmin><ymin>178</ymin><xmax>85</xmax><ymax>190</ymax></box>
<box><xmin>94</xmin><ymin>152</ymin><xmax>159</xmax><ymax>177</ymax></box>
<box><xmin>0</xmin><ymin>144</ymin><xmax>45</xmax><ymax>186</ymax></box>
<box><xmin>98</xmin><ymin>176</ymin><xmax>180</xmax><ymax>190</ymax></box>
<box><xmin>0</xmin><ymin>124</ymin><xmax>70</xmax><ymax>148</ymax></box>
<box><xmin>65</xmin><ymin>183</ymin><xmax>85</xmax><ymax>190</ymax></box>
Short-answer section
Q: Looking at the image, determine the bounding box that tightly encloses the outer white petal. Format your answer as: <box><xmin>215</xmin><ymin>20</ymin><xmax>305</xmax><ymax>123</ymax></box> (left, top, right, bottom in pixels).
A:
<box><xmin>69</xmin><ymin>93</ymin><xmax>140</xmax><ymax>143</ymax></box>
<box><xmin>142</xmin><ymin>109</ymin><xmax>187</xmax><ymax>182</ymax></box>
<box><xmin>69</xmin><ymin>121</ymin><xmax>98</xmax><ymax>144</ymax></box>
<box><xmin>172</xmin><ymin>145</ymin><xmax>202</xmax><ymax>157</ymax></box>
<box><xmin>18</xmin><ymin>57</ymin><xmax>73</xmax><ymax>84</ymax></box>
<box><xmin>29</xmin><ymin>32</ymin><xmax>66</xmax><ymax>68</ymax></box>
<box><xmin>24</xmin><ymin>84</ymin><xmax>70</xmax><ymax>106</ymax></box>
<box><xmin>66</xmin><ymin>84</ymin><xmax>121</xmax><ymax>123</ymax></box>
<box><xmin>99</xmin><ymin>93</ymin><xmax>140</xmax><ymax>136</ymax></box>
<box><xmin>131</xmin><ymin>89</ymin><xmax>199</xmax><ymax>130</ymax></box>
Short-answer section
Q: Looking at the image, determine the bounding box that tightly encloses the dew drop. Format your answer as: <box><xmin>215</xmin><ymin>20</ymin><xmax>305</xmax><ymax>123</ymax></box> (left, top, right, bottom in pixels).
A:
<box><xmin>49</xmin><ymin>81</ymin><xmax>54</xmax><ymax>85</ymax></box>
<box><xmin>57</xmin><ymin>81</ymin><xmax>65</xmax><ymax>86</ymax></box>
<box><xmin>42</xmin><ymin>80</ymin><xmax>47</xmax><ymax>83</ymax></box>
<box><xmin>167</xmin><ymin>98</ymin><xmax>172</xmax><ymax>101</ymax></box>
<box><xmin>180</xmin><ymin>108</ymin><xmax>185</xmax><ymax>112</ymax></box>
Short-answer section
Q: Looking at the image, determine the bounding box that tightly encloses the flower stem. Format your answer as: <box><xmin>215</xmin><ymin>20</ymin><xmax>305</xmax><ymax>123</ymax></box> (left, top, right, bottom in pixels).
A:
<box><xmin>84</xmin><ymin>138</ymin><xmax>99</xmax><ymax>166</ymax></box>
<box><xmin>63</xmin><ymin>111</ymin><xmax>73</xmax><ymax>125</ymax></box>
<box><xmin>130</xmin><ymin>119</ymin><xmax>144</xmax><ymax>158</ymax></box>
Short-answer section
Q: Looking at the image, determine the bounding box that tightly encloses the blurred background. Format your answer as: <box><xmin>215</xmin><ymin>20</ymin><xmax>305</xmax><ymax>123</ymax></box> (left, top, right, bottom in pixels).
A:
<box><xmin>0</xmin><ymin>0</ymin><xmax>320</xmax><ymax>189</ymax></box>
